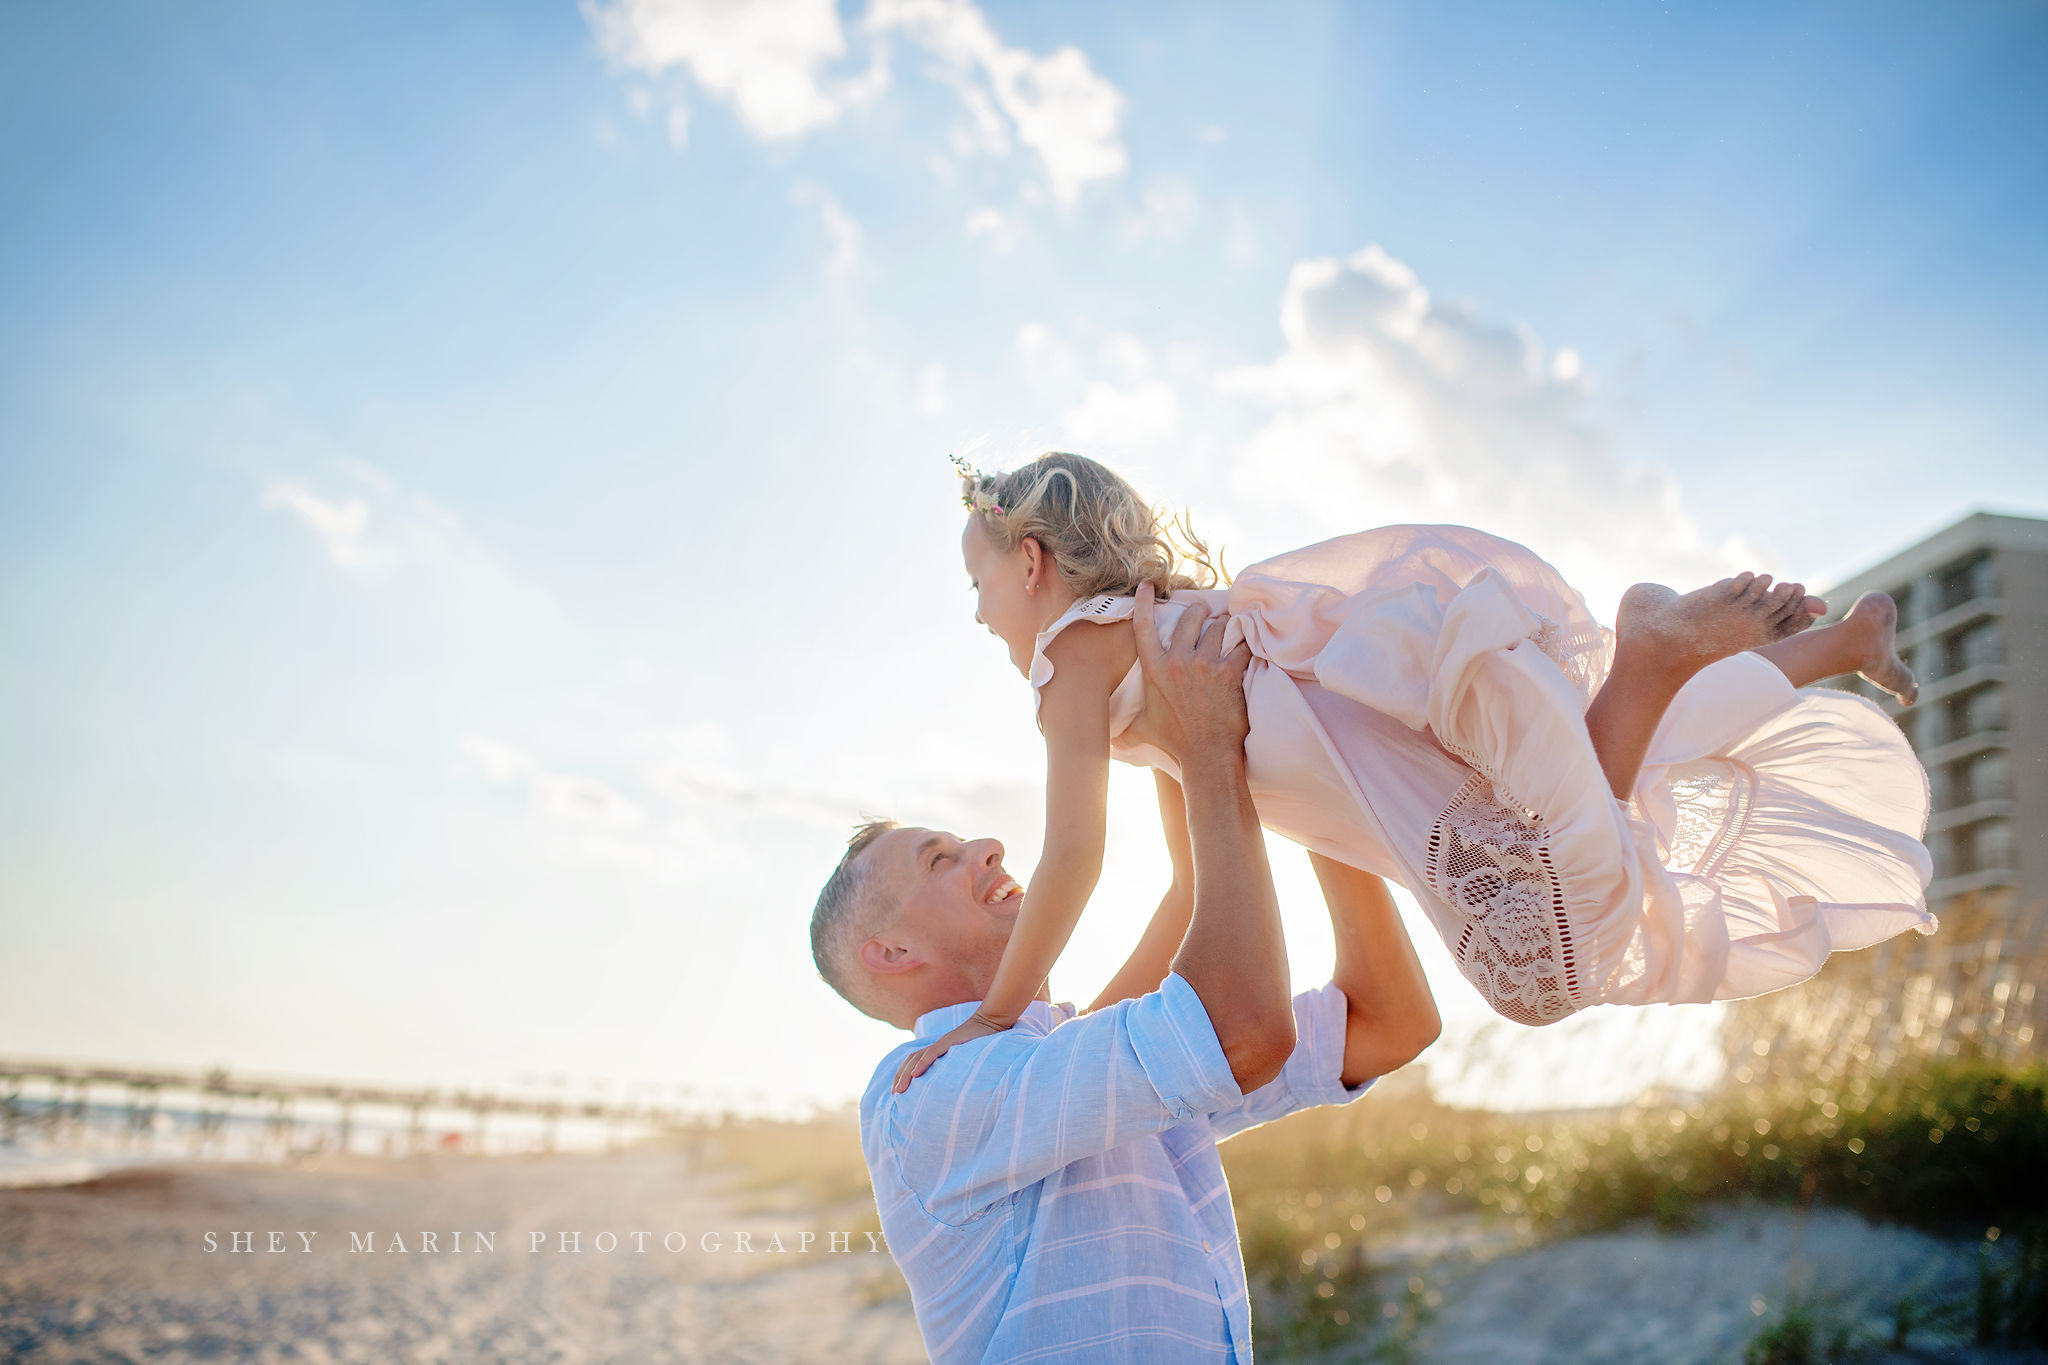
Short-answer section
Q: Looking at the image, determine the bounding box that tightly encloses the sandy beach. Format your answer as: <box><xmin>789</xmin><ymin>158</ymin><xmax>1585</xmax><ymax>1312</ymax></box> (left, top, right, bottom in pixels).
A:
<box><xmin>0</xmin><ymin>1148</ymin><xmax>925</xmax><ymax>1364</ymax></box>
<box><xmin>1406</xmin><ymin>1204</ymin><xmax>2019</xmax><ymax>1365</ymax></box>
<box><xmin>4</xmin><ymin>1146</ymin><xmax>2040</xmax><ymax>1363</ymax></box>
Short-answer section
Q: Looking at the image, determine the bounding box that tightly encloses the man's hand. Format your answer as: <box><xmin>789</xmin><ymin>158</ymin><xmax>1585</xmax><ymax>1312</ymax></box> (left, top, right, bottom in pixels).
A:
<box><xmin>1122</xmin><ymin>583</ymin><xmax>1252</xmax><ymax>766</ymax></box>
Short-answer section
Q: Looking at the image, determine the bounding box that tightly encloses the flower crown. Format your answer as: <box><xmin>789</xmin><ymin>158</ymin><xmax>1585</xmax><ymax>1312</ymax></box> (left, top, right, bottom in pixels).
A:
<box><xmin>951</xmin><ymin>454</ymin><xmax>1006</xmax><ymax>517</ymax></box>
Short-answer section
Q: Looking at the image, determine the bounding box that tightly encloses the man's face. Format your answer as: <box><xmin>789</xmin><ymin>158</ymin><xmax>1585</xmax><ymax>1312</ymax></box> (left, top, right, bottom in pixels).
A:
<box><xmin>859</xmin><ymin>826</ymin><xmax>1030</xmax><ymax>1025</ymax></box>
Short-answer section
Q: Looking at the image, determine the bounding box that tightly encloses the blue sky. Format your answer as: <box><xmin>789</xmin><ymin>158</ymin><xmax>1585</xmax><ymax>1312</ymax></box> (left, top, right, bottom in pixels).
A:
<box><xmin>3</xmin><ymin>0</ymin><xmax>2043</xmax><ymax>1112</ymax></box>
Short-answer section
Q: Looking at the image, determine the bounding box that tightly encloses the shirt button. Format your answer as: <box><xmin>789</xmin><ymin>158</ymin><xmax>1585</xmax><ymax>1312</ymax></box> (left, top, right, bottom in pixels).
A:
<box><xmin>1202</xmin><ymin>1240</ymin><xmax>1211</xmax><ymax>1253</ymax></box>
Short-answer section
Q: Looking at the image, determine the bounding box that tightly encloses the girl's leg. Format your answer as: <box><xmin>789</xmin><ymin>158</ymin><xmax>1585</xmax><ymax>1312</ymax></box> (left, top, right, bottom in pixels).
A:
<box><xmin>1752</xmin><ymin>591</ymin><xmax>1916</xmax><ymax>699</ymax></box>
<box><xmin>1586</xmin><ymin>574</ymin><xmax>1822</xmax><ymax>799</ymax></box>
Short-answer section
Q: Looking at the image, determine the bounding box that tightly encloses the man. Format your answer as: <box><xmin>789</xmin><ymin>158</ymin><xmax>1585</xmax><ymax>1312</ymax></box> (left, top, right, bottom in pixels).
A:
<box><xmin>809</xmin><ymin>588</ymin><xmax>1441</xmax><ymax>1363</ymax></box>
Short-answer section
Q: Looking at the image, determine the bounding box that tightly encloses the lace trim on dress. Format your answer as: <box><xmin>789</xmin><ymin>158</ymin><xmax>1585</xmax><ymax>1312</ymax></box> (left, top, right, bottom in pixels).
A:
<box><xmin>1529</xmin><ymin>613</ymin><xmax>1614</xmax><ymax>701</ymax></box>
<box><xmin>1430</xmin><ymin>734</ymin><xmax>1535</xmax><ymax>821</ymax></box>
<box><xmin>1426</xmin><ymin>774</ymin><xmax>1583</xmax><ymax>1026</ymax></box>
<box><xmin>1662</xmin><ymin>759</ymin><xmax>1757</xmax><ymax>878</ymax></box>
<box><xmin>1076</xmin><ymin>594</ymin><xmax>1124</xmax><ymax>620</ymax></box>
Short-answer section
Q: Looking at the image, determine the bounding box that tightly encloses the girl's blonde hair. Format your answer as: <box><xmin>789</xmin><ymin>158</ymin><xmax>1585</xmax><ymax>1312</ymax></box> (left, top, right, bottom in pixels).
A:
<box><xmin>960</xmin><ymin>452</ymin><xmax>1226</xmax><ymax>598</ymax></box>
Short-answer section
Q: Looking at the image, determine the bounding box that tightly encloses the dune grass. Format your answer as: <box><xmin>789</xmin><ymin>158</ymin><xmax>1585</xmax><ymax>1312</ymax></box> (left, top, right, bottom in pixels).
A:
<box><xmin>1217</xmin><ymin>1059</ymin><xmax>2048</xmax><ymax>1358</ymax></box>
<box><xmin>687</xmin><ymin>1061</ymin><xmax>2048</xmax><ymax>1356</ymax></box>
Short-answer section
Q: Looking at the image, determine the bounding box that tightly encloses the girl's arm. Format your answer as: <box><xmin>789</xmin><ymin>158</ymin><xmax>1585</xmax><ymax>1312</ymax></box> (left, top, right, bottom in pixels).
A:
<box><xmin>1085</xmin><ymin>770</ymin><xmax>1194</xmax><ymax>1012</ymax></box>
<box><xmin>891</xmin><ymin>620</ymin><xmax>1131</xmax><ymax>1093</ymax></box>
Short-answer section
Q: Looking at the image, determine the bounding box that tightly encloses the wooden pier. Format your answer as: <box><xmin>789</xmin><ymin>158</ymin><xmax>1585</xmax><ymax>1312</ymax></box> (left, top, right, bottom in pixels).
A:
<box><xmin>0</xmin><ymin>1056</ymin><xmax>692</xmax><ymax>1156</ymax></box>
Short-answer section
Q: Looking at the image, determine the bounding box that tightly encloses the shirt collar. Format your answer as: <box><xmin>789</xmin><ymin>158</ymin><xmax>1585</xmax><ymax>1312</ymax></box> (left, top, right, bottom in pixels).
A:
<box><xmin>912</xmin><ymin>998</ymin><xmax>1073</xmax><ymax>1040</ymax></box>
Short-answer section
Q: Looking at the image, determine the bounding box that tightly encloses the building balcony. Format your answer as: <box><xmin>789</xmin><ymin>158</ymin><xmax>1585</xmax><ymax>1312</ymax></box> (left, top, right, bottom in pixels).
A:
<box><xmin>1917</xmin><ymin>731</ymin><xmax>2011</xmax><ymax>770</ymax></box>
<box><xmin>1929</xmin><ymin>798</ymin><xmax>2015</xmax><ymax>833</ymax></box>
<box><xmin>1895</xmin><ymin>596</ymin><xmax>2002</xmax><ymax>652</ymax></box>
<box><xmin>1877</xmin><ymin>663</ymin><xmax>2007</xmax><ymax>716</ymax></box>
<box><xmin>1927</xmin><ymin>868</ymin><xmax>2021</xmax><ymax>903</ymax></box>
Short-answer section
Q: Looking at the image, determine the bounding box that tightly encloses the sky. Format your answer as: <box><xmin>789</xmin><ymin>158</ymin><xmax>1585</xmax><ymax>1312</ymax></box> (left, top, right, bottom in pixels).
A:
<box><xmin>3</xmin><ymin>0</ymin><xmax>2044</xmax><ymax>1115</ymax></box>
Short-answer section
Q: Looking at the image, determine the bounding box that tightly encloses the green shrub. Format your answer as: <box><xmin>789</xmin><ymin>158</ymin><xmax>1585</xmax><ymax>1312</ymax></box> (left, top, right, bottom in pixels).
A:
<box><xmin>1220</xmin><ymin>1060</ymin><xmax>2048</xmax><ymax>1253</ymax></box>
<box><xmin>1744</xmin><ymin>1299</ymin><xmax>1817</xmax><ymax>1365</ymax></box>
<box><xmin>677</xmin><ymin>1061</ymin><xmax>2048</xmax><ymax>1353</ymax></box>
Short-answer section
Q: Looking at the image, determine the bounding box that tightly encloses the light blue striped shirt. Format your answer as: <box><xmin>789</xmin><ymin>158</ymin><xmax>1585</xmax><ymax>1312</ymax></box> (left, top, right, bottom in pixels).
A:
<box><xmin>860</xmin><ymin>973</ymin><xmax>1372</xmax><ymax>1363</ymax></box>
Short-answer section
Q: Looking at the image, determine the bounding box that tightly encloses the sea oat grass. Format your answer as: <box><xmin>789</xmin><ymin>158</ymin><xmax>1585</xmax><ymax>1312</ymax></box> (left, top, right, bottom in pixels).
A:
<box><xmin>685</xmin><ymin>1062</ymin><xmax>2048</xmax><ymax>1353</ymax></box>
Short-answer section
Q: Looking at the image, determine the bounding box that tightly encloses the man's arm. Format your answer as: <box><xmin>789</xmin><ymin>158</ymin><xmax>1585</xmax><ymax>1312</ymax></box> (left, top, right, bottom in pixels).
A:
<box><xmin>1204</xmin><ymin>861</ymin><xmax>1441</xmax><ymax>1144</ymax></box>
<box><xmin>1127</xmin><ymin>585</ymin><xmax>1296</xmax><ymax>1094</ymax></box>
<box><xmin>1310</xmin><ymin>852</ymin><xmax>1441</xmax><ymax>1088</ymax></box>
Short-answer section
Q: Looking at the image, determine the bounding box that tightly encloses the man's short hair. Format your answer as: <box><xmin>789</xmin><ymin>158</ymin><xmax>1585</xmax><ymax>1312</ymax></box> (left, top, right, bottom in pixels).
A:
<box><xmin>810</xmin><ymin>818</ymin><xmax>902</xmax><ymax>1015</ymax></box>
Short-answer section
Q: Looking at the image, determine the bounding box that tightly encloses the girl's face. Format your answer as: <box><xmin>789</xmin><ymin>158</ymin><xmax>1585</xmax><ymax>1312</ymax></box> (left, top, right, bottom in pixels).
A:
<box><xmin>961</xmin><ymin>516</ymin><xmax>1069</xmax><ymax>674</ymax></box>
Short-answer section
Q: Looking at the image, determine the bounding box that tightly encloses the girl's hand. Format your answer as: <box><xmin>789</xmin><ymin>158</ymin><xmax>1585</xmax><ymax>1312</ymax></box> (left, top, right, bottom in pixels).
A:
<box><xmin>891</xmin><ymin>1010</ymin><xmax>1015</xmax><ymax>1093</ymax></box>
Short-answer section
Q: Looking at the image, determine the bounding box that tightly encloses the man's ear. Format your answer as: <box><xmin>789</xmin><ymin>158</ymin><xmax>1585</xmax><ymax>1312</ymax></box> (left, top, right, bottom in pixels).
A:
<box><xmin>859</xmin><ymin>937</ymin><xmax>924</xmax><ymax>976</ymax></box>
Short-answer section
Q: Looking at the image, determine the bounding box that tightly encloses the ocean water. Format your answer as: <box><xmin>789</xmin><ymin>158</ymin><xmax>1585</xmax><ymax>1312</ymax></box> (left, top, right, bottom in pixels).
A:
<box><xmin>0</xmin><ymin>1095</ymin><xmax>649</xmax><ymax>1187</ymax></box>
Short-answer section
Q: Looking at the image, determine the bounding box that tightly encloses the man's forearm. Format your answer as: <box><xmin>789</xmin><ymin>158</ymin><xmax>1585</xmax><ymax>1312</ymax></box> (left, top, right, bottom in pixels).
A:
<box><xmin>1171</xmin><ymin>749</ymin><xmax>1294</xmax><ymax>1090</ymax></box>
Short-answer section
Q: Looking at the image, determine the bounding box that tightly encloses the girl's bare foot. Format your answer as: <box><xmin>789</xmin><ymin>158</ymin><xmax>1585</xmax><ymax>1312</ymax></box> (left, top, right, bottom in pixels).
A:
<box><xmin>1615</xmin><ymin>573</ymin><xmax>1825</xmax><ymax>680</ymax></box>
<box><xmin>1838</xmin><ymin>591</ymin><xmax>1918</xmax><ymax>704</ymax></box>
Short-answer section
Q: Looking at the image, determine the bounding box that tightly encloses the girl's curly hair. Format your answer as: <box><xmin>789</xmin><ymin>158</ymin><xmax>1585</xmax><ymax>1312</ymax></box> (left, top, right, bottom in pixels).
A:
<box><xmin>959</xmin><ymin>452</ymin><xmax>1226</xmax><ymax>598</ymax></box>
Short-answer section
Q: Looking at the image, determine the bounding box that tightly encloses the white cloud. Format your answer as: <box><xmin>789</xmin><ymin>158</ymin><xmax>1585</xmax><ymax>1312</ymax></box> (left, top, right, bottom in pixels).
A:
<box><xmin>588</xmin><ymin>0</ymin><xmax>1126</xmax><ymax>204</ymax></box>
<box><xmin>870</xmin><ymin>0</ymin><xmax>1125</xmax><ymax>204</ymax></box>
<box><xmin>460</xmin><ymin>735</ymin><xmax>540</xmax><ymax>784</ymax></box>
<box><xmin>260</xmin><ymin>469</ymin><xmax>487</xmax><ymax>581</ymax></box>
<box><xmin>1225</xmin><ymin>201</ymin><xmax>1258</xmax><ymax>264</ymax></box>
<box><xmin>261</xmin><ymin>482</ymin><xmax>378</xmax><ymax>570</ymax></box>
<box><xmin>1218</xmin><ymin>244</ymin><xmax>1748</xmax><ymax>610</ymax></box>
<box><xmin>585</xmin><ymin>0</ymin><xmax>884</xmax><ymax>141</ymax></box>
<box><xmin>917</xmin><ymin>362</ymin><xmax>948</xmax><ymax>415</ymax></box>
<box><xmin>871</xmin><ymin>0</ymin><xmax>1124</xmax><ymax>204</ymax></box>
<box><xmin>1014</xmin><ymin>324</ymin><xmax>1179</xmax><ymax>450</ymax></box>
<box><xmin>1016</xmin><ymin>322</ymin><xmax>1078</xmax><ymax>386</ymax></box>
<box><xmin>964</xmin><ymin>205</ymin><xmax>1021</xmax><ymax>252</ymax></box>
<box><xmin>1097</xmin><ymin>332</ymin><xmax>1153</xmax><ymax>385</ymax></box>
<box><xmin>462</xmin><ymin>736</ymin><xmax>647</xmax><ymax>832</ymax></box>
<box><xmin>792</xmin><ymin>184</ymin><xmax>865</xmax><ymax>291</ymax></box>
<box><xmin>1063</xmin><ymin>379</ymin><xmax>1179</xmax><ymax>449</ymax></box>
<box><xmin>1119</xmin><ymin>180</ymin><xmax>1198</xmax><ymax>244</ymax></box>
<box><xmin>531</xmin><ymin>772</ymin><xmax>648</xmax><ymax>829</ymax></box>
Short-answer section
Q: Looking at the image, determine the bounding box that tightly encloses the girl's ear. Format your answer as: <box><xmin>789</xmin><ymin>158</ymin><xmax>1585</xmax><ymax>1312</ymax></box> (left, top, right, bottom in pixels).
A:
<box><xmin>1019</xmin><ymin>536</ymin><xmax>1046</xmax><ymax>590</ymax></box>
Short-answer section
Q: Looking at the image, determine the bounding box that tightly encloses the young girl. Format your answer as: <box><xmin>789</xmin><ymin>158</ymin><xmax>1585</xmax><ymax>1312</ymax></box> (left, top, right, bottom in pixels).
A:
<box><xmin>894</xmin><ymin>452</ymin><xmax>1931</xmax><ymax>1091</ymax></box>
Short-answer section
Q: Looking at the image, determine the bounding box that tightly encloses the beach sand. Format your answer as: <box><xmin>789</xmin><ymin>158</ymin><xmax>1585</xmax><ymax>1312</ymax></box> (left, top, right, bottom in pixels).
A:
<box><xmin>4</xmin><ymin>1149</ymin><xmax>2038</xmax><ymax>1363</ymax></box>
<box><xmin>0</xmin><ymin>1148</ymin><xmax>925</xmax><ymax>1364</ymax></box>
<box><xmin>1406</xmin><ymin>1204</ymin><xmax>2018</xmax><ymax>1364</ymax></box>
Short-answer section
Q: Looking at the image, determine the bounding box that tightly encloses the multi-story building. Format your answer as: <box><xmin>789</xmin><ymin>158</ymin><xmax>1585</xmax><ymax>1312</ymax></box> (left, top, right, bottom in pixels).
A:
<box><xmin>1725</xmin><ymin>512</ymin><xmax>2047</xmax><ymax>1081</ymax></box>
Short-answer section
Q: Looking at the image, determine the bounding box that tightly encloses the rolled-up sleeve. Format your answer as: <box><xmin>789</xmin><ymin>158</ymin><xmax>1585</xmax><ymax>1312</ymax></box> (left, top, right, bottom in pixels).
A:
<box><xmin>881</xmin><ymin>973</ymin><xmax>1242</xmax><ymax>1227</ymax></box>
<box><xmin>1124</xmin><ymin>971</ymin><xmax>1244</xmax><ymax>1123</ymax></box>
<box><xmin>1210</xmin><ymin>981</ymin><xmax>1376</xmax><ymax>1141</ymax></box>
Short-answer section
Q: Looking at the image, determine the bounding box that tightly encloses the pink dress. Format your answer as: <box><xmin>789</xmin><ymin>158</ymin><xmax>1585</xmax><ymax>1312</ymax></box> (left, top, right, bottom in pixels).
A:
<box><xmin>1031</xmin><ymin>526</ymin><xmax>1934</xmax><ymax>1025</ymax></box>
